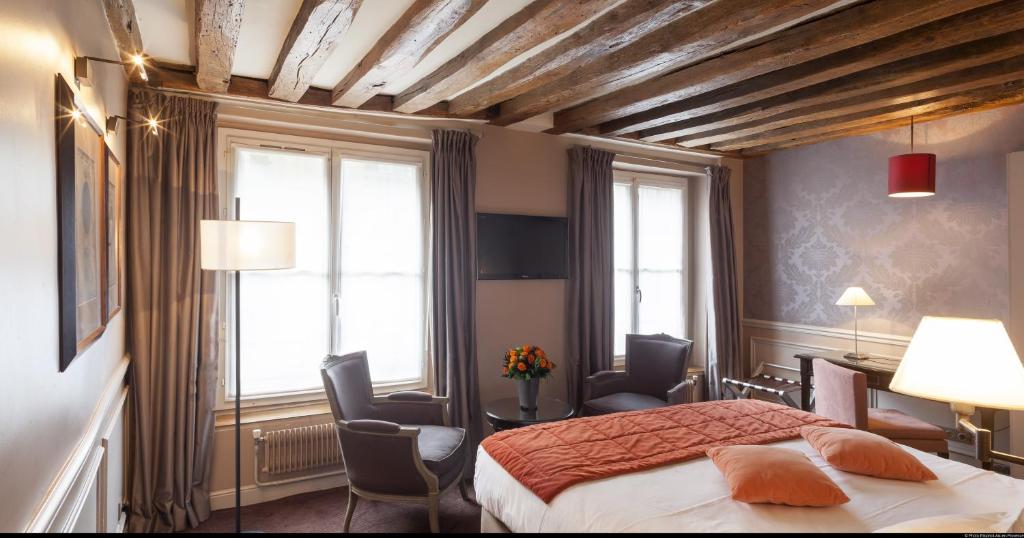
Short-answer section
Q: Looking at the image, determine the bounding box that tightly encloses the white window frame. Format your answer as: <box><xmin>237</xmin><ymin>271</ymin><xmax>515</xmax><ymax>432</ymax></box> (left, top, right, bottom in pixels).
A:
<box><xmin>612</xmin><ymin>169</ymin><xmax>693</xmax><ymax>366</ymax></box>
<box><xmin>215</xmin><ymin>128</ymin><xmax>432</xmax><ymax>411</ymax></box>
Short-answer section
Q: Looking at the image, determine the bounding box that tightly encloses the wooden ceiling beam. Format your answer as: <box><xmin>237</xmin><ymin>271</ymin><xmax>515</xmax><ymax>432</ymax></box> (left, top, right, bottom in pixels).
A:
<box><xmin>554</xmin><ymin>0</ymin><xmax>998</xmax><ymax>134</ymax></box>
<box><xmin>394</xmin><ymin>0</ymin><xmax>620</xmax><ymax>114</ymax></box>
<box><xmin>740</xmin><ymin>88</ymin><xmax>1024</xmax><ymax>154</ymax></box>
<box><xmin>711</xmin><ymin>80</ymin><xmax>1024</xmax><ymax>151</ymax></box>
<box><xmin>438</xmin><ymin>0</ymin><xmax>703</xmax><ymax>117</ymax></box>
<box><xmin>615</xmin><ymin>2</ymin><xmax>1024</xmax><ymax>139</ymax></box>
<box><xmin>490</xmin><ymin>0</ymin><xmax>857</xmax><ymax>127</ymax></box>
<box><xmin>637</xmin><ymin>28</ymin><xmax>1024</xmax><ymax>143</ymax></box>
<box><xmin>145</xmin><ymin>62</ymin><xmax>492</xmax><ymax>120</ymax></box>
<box><xmin>268</xmin><ymin>0</ymin><xmax>362</xmax><ymax>103</ymax></box>
<box><xmin>679</xmin><ymin>55</ymin><xmax>1024</xmax><ymax>148</ymax></box>
<box><xmin>99</xmin><ymin>0</ymin><xmax>145</xmax><ymax>76</ymax></box>
<box><xmin>195</xmin><ymin>0</ymin><xmax>246</xmax><ymax>93</ymax></box>
<box><xmin>331</xmin><ymin>0</ymin><xmax>485</xmax><ymax>109</ymax></box>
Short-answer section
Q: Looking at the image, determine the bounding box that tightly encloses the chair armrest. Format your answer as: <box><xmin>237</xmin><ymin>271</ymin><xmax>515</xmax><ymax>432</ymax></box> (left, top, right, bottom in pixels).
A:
<box><xmin>584</xmin><ymin>370</ymin><xmax>629</xmax><ymax>401</ymax></box>
<box><xmin>347</xmin><ymin>419</ymin><xmax>403</xmax><ymax>434</ymax></box>
<box><xmin>385</xmin><ymin>391</ymin><xmax>449</xmax><ymax>405</ymax></box>
<box><xmin>335</xmin><ymin>420</ymin><xmax>438</xmax><ymax>494</ymax></box>
<box><xmin>667</xmin><ymin>378</ymin><xmax>696</xmax><ymax>406</ymax></box>
<box><xmin>372</xmin><ymin>393</ymin><xmax>449</xmax><ymax>426</ymax></box>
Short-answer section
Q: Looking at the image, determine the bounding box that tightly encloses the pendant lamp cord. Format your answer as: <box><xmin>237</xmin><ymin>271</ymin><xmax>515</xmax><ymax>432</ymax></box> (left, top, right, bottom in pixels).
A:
<box><xmin>910</xmin><ymin>116</ymin><xmax>914</xmax><ymax>153</ymax></box>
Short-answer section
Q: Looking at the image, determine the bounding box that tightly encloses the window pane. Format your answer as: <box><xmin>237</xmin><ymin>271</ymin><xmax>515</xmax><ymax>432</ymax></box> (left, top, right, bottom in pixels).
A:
<box><xmin>637</xmin><ymin>184</ymin><xmax>685</xmax><ymax>338</ymax></box>
<box><xmin>613</xmin><ymin>183</ymin><xmax>633</xmax><ymax>356</ymax></box>
<box><xmin>338</xmin><ymin>159</ymin><xmax>425</xmax><ymax>383</ymax></box>
<box><xmin>235</xmin><ymin>147</ymin><xmax>330</xmax><ymax>397</ymax></box>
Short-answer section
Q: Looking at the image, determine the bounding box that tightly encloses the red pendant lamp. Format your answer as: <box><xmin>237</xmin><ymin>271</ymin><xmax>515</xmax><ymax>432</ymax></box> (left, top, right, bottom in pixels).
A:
<box><xmin>888</xmin><ymin>116</ymin><xmax>935</xmax><ymax>198</ymax></box>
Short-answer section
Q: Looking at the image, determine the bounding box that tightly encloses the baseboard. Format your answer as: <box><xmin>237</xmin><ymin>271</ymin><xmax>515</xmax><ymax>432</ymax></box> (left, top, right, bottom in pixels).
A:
<box><xmin>25</xmin><ymin>355</ymin><xmax>130</xmax><ymax>533</ymax></box>
<box><xmin>209</xmin><ymin>473</ymin><xmax>348</xmax><ymax>511</ymax></box>
<box><xmin>743</xmin><ymin>318</ymin><xmax>912</xmax><ymax>347</ymax></box>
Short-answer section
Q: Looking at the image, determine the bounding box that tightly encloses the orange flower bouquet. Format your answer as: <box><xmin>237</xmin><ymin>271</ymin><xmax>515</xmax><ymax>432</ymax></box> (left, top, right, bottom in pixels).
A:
<box><xmin>503</xmin><ymin>345</ymin><xmax>555</xmax><ymax>410</ymax></box>
<box><xmin>502</xmin><ymin>345</ymin><xmax>555</xmax><ymax>381</ymax></box>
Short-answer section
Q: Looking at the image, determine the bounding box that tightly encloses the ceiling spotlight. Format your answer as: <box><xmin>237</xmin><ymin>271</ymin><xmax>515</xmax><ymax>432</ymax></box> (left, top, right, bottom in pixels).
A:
<box><xmin>132</xmin><ymin>54</ymin><xmax>149</xmax><ymax>82</ymax></box>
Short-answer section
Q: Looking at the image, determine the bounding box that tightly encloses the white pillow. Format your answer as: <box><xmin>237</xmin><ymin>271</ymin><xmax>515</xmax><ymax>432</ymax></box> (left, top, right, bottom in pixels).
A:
<box><xmin>874</xmin><ymin>512</ymin><xmax>1021</xmax><ymax>533</ymax></box>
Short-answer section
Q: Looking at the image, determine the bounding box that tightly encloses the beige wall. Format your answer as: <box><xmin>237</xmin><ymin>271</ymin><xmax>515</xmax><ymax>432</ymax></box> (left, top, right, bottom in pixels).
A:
<box><xmin>1008</xmin><ymin>151</ymin><xmax>1024</xmax><ymax>477</ymax></box>
<box><xmin>0</xmin><ymin>0</ymin><xmax>128</xmax><ymax>531</ymax></box>
<box><xmin>474</xmin><ymin>125</ymin><xmax>574</xmax><ymax>412</ymax></box>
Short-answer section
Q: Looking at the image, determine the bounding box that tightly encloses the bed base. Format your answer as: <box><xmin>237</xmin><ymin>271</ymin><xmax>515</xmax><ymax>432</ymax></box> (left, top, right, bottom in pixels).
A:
<box><xmin>481</xmin><ymin>507</ymin><xmax>511</xmax><ymax>533</ymax></box>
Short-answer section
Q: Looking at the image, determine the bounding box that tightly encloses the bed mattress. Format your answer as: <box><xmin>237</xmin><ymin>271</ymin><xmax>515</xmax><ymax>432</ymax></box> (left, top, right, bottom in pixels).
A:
<box><xmin>475</xmin><ymin>438</ymin><xmax>1024</xmax><ymax>533</ymax></box>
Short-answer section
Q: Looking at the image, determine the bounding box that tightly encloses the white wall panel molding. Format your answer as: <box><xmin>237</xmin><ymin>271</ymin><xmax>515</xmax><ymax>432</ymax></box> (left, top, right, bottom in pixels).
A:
<box><xmin>25</xmin><ymin>356</ymin><xmax>129</xmax><ymax>533</ymax></box>
<box><xmin>744</xmin><ymin>318</ymin><xmax>911</xmax><ymax>347</ymax></box>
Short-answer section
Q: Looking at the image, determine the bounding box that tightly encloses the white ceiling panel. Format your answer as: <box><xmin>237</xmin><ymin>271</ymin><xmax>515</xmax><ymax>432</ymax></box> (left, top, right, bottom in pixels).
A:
<box><xmin>134</xmin><ymin>0</ymin><xmax>193</xmax><ymax>65</ymax></box>
<box><xmin>307</xmin><ymin>0</ymin><xmax>417</xmax><ymax>91</ymax></box>
<box><xmin>232</xmin><ymin>0</ymin><xmax>302</xmax><ymax>79</ymax></box>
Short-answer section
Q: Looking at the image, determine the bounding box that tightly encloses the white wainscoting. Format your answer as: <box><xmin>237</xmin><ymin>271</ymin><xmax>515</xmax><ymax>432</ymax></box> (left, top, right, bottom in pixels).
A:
<box><xmin>25</xmin><ymin>356</ymin><xmax>129</xmax><ymax>533</ymax></box>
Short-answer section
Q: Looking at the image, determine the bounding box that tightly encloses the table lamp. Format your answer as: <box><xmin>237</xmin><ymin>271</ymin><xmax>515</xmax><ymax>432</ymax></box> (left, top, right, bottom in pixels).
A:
<box><xmin>836</xmin><ymin>287</ymin><xmax>875</xmax><ymax>360</ymax></box>
<box><xmin>201</xmin><ymin>214</ymin><xmax>295</xmax><ymax>533</ymax></box>
<box><xmin>890</xmin><ymin>316</ymin><xmax>1024</xmax><ymax>468</ymax></box>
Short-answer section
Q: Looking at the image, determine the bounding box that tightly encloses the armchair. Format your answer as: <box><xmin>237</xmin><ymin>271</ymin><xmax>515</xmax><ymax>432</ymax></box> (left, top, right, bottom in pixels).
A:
<box><xmin>320</xmin><ymin>351</ymin><xmax>472</xmax><ymax>533</ymax></box>
<box><xmin>582</xmin><ymin>333</ymin><xmax>694</xmax><ymax>416</ymax></box>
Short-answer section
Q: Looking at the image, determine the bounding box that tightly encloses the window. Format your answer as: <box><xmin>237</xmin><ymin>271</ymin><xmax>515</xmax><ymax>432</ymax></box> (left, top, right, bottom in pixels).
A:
<box><xmin>337</xmin><ymin>158</ymin><xmax>426</xmax><ymax>385</ymax></box>
<box><xmin>234</xmin><ymin>146</ymin><xmax>332</xmax><ymax>398</ymax></box>
<box><xmin>223</xmin><ymin>133</ymin><xmax>429</xmax><ymax>404</ymax></box>
<box><xmin>613</xmin><ymin>171</ymin><xmax>689</xmax><ymax>357</ymax></box>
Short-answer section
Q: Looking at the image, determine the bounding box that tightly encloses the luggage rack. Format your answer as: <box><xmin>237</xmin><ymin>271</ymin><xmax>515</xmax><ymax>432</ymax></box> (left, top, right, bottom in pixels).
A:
<box><xmin>722</xmin><ymin>367</ymin><xmax>802</xmax><ymax>409</ymax></box>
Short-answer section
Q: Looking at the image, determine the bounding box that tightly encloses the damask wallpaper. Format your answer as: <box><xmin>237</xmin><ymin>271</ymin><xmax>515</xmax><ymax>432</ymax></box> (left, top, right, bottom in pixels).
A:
<box><xmin>744</xmin><ymin>104</ymin><xmax>1023</xmax><ymax>336</ymax></box>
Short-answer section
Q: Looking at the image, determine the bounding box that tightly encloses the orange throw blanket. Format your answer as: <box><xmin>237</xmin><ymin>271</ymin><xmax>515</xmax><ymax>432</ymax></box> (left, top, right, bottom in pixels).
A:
<box><xmin>481</xmin><ymin>399</ymin><xmax>845</xmax><ymax>503</ymax></box>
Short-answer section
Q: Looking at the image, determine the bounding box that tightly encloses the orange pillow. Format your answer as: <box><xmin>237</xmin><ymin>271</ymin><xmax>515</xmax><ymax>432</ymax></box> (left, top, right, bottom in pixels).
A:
<box><xmin>705</xmin><ymin>445</ymin><xmax>849</xmax><ymax>507</ymax></box>
<box><xmin>801</xmin><ymin>426</ymin><xmax>937</xmax><ymax>482</ymax></box>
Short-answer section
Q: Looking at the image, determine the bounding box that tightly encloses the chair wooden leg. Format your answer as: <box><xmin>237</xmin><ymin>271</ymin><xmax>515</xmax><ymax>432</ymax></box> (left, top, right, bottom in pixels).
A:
<box><xmin>428</xmin><ymin>494</ymin><xmax>440</xmax><ymax>534</ymax></box>
<box><xmin>458</xmin><ymin>479</ymin><xmax>476</xmax><ymax>505</ymax></box>
<box><xmin>343</xmin><ymin>488</ymin><xmax>359</xmax><ymax>533</ymax></box>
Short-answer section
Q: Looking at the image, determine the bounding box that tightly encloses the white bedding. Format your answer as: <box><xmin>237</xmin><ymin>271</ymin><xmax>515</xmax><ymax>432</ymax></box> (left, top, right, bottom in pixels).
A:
<box><xmin>475</xmin><ymin>439</ymin><xmax>1024</xmax><ymax>533</ymax></box>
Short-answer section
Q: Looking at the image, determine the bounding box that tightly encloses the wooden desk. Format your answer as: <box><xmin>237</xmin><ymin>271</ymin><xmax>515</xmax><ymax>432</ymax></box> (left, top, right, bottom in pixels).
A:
<box><xmin>795</xmin><ymin>352</ymin><xmax>901</xmax><ymax>412</ymax></box>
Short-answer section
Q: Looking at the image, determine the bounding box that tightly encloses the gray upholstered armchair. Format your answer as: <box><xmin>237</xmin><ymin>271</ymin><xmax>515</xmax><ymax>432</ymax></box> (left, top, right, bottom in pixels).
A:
<box><xmin>320</xmin><ymin>351</ymin><xmax>472</xmax><ymax>533</ymax></box>
<box><xmin>582</xmin><ymin>333</ymin><xmax>695</xmax><ymax>416</ymax></box>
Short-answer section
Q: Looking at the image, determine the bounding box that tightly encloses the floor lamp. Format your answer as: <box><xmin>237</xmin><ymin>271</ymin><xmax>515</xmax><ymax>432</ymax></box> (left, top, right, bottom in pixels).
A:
<box><xmin>200</xmin><ymin>209</ymin><xmax>295</xmax><ymax>533</ymax></box>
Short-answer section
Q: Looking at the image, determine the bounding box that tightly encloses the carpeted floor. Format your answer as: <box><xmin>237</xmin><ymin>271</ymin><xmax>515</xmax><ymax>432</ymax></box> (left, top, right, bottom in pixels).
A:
<box><xmin>185</xmin><ymin>486</ymin><xmax>481</xmax><ymax>534</ymax></box>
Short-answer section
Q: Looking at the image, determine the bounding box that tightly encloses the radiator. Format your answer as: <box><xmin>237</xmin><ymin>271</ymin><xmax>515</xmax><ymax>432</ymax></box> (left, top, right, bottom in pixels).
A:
<box><xmin>252</xmin><ymin>423</ymin><xmax>345</xmax><ymax>486</ymax></box>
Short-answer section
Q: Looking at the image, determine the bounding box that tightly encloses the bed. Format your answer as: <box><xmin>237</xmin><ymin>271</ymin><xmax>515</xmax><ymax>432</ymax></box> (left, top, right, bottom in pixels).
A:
<box><xmin>475</xmin><ymin>421</ymin><xmax>1024</xmax><ymax>533</ymax></box>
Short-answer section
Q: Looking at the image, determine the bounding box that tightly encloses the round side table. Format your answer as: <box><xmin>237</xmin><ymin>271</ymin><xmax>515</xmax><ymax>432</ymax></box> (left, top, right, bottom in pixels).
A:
<box><xmin>484</xmin><ymin>397</ymin><xmax>574</xmax><ymax>432</ymax></box>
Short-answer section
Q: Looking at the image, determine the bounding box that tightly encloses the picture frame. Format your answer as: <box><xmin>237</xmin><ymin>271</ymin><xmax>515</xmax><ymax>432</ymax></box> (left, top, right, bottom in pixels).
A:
<box><xmin>103</xmin><ymin>145</ymin><xmax>123</xmax><ymax>322</ymax></box>
<box><xmin>55</xmin><ymin>73</ymin><xmax>107</xmax><ymax>372</ymax></box>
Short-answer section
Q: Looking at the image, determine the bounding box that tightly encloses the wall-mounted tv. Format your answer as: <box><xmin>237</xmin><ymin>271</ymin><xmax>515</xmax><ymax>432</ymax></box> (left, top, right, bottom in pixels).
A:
<box><xmin>477</xmin><ymin>213</ymin><xmax>568</xmax><ymax>280</ymax></box>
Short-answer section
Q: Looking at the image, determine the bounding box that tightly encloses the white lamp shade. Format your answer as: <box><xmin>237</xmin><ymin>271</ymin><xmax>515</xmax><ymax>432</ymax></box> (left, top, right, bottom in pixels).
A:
<box><xmin>200</xmin><ymin>220</ymin><xmax>296</xmax><ymax>271</ymax></box>
<box><xmin>835</xmin><ymin>286</ymin><xmax>875</xmax><ymax>306</ymax></box>
<box><xmin>890</xmin><ymin>316</ymin><xmax>1024</xmax><ymax>410</ymax></box>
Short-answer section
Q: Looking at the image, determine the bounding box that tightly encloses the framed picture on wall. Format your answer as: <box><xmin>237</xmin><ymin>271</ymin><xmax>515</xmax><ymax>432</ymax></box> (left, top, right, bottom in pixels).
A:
<box><xmin>55</xmin><ymin>73</ymin><xmax>107</xmax><ymax>371</ymax></box>
<box><xmin>103</xmin><ymin>146</ymin><xmax>123</xmax><ymax>322</ymax></box>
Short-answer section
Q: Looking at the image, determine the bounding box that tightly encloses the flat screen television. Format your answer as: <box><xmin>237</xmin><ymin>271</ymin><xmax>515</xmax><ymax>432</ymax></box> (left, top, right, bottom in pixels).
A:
<box><xmin>477</xmin><ymin>213</ymin><xmax>568</xmax><ymax>280</ymax></box>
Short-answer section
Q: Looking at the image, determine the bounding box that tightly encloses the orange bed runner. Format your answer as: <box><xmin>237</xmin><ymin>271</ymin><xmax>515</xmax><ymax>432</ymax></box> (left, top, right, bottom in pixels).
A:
<box><xmin>481</xmin><ymin>399</ymin><xmax>845</xmax><ymax>503</ymax></box>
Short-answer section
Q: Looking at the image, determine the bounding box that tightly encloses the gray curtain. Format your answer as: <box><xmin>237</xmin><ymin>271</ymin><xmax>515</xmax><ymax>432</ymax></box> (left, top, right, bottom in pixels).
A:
<box><xmin>430</xmin><ymin>130</ymin><xmax>482</xmax><ymax>469</ymax></box>
<box><xmin>706</xmin><ymin>164</ymin><xmax>742</xmax><ymax>400</ymax></box>
<box><xmin>125</xmin><ymin>89</ymin><xmax>219</xmax><ymax>532</ymax></box>
<box><xmin>567</xmin><ymin>145</ymin><xmax>616</xmax><ymax>411</ymax></box>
